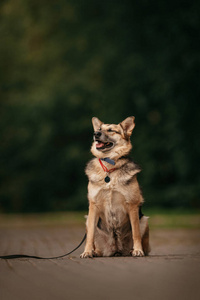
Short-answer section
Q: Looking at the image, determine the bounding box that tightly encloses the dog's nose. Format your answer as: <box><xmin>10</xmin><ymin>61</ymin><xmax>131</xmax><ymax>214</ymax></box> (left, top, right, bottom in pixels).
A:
<box><xmin>94</xmin><ymin>131</ymin><xmax>102</xmax><ymax>138</ymax></box>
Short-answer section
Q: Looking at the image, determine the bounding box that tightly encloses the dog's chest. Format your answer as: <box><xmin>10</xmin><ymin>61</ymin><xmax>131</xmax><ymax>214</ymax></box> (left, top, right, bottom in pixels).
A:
<box><xmin>103</xmin><ymin>189</ymin><xmax>128</xmax><ymax>229</ymax></box>
<box><xmin>88</xmin><ymin>172</ymin><xmax>124</xmax><ymax>200</ymax></box>
<box><xmin>88</xmin><ymin>168</ymin><xmax>135</xmax><ymax>204</ymax></box>
<box><xmin>87</xmin><ymin>168</ymin><xmax>138</xmax><ymax>229</ymax></box>
<box><xmin>91</xmin><ymin>180</ymin><xmax>129</xmax><ymax>229</ymax></box>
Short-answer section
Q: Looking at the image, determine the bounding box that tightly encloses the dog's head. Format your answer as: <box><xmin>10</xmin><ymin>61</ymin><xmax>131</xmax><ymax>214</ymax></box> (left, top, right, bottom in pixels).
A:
<box><xmin>91</xmin><ymin>116</ymin><xmax>135</xmax><ymax>160</ymax></box>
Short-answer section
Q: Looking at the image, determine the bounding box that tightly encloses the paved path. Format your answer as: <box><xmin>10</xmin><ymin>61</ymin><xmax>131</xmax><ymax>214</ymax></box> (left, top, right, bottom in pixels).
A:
<box><xmin>0</xmin><ymin>225</ymin><xmax>200</xmax><ymax>300</ymax></box>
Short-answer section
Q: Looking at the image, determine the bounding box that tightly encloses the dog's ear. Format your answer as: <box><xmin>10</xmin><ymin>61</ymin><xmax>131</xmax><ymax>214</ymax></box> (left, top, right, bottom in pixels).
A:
<box><xmin>120</xmin><ymin>116</ymin><xmax>135</xmax><ymax>137</ymax></box>
<box><xmin>92</xmin><ymin>117</ymin><xmax>104</xmax><ymax>131</ymax></box>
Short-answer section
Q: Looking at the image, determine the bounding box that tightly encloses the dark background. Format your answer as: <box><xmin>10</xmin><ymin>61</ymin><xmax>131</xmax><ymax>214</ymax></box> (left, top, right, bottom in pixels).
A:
<box><xmin>0</xmin><ymin>0</ymin><xmax>199</xmax><ymax>212</ymax></box>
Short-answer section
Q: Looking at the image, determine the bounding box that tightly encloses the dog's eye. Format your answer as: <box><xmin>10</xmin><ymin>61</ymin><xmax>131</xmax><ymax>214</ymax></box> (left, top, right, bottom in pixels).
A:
<box><xmin>107</xmin><ymin>128</ymin><xmax>120</xmax><ymax>134</ymax></box>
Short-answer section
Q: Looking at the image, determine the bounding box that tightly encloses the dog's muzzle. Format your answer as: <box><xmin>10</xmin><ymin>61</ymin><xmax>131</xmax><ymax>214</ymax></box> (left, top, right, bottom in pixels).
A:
<box><xmin>93</xmin><ymin>131</ymin><xmax>114</xmax><ymax>151</ymax></box>
<box><xmin>94</xmin><ymin>131</ymin><xmax>102</xmax><ymax>139</ymax></box>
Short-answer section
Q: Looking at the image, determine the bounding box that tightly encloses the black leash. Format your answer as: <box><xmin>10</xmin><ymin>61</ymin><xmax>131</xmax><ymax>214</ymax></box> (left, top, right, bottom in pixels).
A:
<box><xmin>0</xmin><ymin>233</ymin><xmax>86</xmax><ymax>260</ymax></box>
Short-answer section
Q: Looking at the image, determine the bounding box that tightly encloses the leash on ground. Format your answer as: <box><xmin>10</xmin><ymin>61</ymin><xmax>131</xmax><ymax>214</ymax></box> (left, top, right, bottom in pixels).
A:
<box><xmin>0</xmin><ymin>233</ymin><xmax>86</xmax><ymax>260</ymax></box>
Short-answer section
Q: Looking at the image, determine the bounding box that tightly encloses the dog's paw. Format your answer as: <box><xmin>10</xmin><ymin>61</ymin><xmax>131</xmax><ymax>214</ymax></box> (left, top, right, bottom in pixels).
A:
<box><xmin>131</xmin><ymin>249</ymin><xmax>144</xmax><ymax>257</ymax></box>
<box><xmin>80</xmin><ymin>251</ymin><xmax>93</xmax><ymax>258</ymax></box>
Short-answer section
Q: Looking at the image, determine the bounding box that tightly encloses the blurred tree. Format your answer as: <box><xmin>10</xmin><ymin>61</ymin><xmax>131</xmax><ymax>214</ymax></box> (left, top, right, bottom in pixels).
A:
<box><xmin>0</xmin><ymin>0</ymin><xmax>199</xmax><ymax>212</ymax></box>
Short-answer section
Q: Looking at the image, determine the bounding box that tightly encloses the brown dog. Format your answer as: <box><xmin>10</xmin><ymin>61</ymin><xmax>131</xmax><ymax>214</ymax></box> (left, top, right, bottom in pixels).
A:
<box><xmin>80</xmin><ymin>117</ymin><xmax>150</xmax><ymax>258</ymax></box>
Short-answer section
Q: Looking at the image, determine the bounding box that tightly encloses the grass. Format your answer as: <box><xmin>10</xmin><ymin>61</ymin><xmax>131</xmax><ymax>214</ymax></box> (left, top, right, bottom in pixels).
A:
<box><xmin>0</xmin><ymin>211</ymin><xmax>87</xmax><ymax>228</ymax></box>
<box><xmin>145</xmin><ymin>208</ymin><xmax>200</xmax><ymax>228</ymax></box>
<box><xmin>0</xmin><ymin>209</ymin><xmax>199</xmax><ymax>229</ymax></box>
<box><xmin>147</xmin><ymin>212</ymin><xmax>200</xmax><ymax>229</ymax></box>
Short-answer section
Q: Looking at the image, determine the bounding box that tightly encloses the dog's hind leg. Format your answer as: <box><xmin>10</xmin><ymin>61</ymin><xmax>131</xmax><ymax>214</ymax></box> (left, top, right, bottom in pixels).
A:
<box><xmin>142</xmin><ymin>224</ymin><xmax>150</xmax><ymax>255</ymax></box>
<box><xmin>140</xmin><ymin>216</ymin><xmax>150</xmax><ymax>256</ymax></box>
<box><xmin>93</xmin><ymin>248</ymin><xmax>103</xmax><ymax>257</ymax></box>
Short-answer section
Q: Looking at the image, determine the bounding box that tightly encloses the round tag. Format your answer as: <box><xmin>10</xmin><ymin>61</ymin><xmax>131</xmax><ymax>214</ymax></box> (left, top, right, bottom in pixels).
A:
<box><xmin>105</xmin><ymin>176</ymin><xmax>110</xmax><ymax>183</ymax></box>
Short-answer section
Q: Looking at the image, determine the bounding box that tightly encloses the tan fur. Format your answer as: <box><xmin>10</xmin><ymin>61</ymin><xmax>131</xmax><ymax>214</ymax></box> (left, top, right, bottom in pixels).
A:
<box><xmin>80</xmin><ymin>117</ymin><xmax>150</xmax><ymax>258</ymax></box>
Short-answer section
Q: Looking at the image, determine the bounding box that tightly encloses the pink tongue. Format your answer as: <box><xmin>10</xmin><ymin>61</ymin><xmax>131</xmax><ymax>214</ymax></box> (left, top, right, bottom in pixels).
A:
<box><xmin>96</xmin><ymin>142</ymin><xmax>105</xmax><ymax>148</ymax></box>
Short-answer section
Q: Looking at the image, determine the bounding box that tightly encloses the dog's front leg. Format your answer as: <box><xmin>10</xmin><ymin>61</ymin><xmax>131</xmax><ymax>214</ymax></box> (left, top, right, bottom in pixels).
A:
<box><xmin>128</xmin><ymin>204</ymin><xmax>144</xmax><ymax>257</ymax></box>
<box><xmin>80</xmin><ymin>202</ymin><xmax>98</xmax><ymax>258</ymax></box>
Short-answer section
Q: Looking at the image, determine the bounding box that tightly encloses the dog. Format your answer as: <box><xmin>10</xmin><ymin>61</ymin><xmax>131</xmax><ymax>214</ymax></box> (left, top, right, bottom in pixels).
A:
<box><xmin>80</xmin><ymin>116</ymin><xmax>150</xmax><ymax>258</ymax></box>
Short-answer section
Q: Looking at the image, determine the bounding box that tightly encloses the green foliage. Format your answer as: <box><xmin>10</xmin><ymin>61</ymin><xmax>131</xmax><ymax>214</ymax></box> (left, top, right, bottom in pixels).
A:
<box><xmin>0</xmin><ymin>0</ymin><xmax>199</xmax><ymax>212</ymax></box>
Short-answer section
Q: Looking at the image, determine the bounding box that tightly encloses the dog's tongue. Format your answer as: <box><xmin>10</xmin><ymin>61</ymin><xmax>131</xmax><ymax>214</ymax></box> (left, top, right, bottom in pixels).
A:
<box><xmin>96</xmin><ymin>142</ymin><xmax>105</xmax><ymax>148</ymax></box>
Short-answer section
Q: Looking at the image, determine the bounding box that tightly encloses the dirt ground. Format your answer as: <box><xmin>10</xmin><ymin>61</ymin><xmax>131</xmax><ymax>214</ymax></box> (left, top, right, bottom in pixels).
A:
<box><xmin>0</xmin><ymin>224</ymin><xmax>200</xmax><ymax>300</ymax></box>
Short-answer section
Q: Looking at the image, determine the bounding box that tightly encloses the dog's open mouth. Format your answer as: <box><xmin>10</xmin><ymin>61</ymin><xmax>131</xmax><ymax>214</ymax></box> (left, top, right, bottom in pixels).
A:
<box><xmin>96</xmin><ymin>141</ymin><xmax>114</xmax><ymax>150</ymax></box>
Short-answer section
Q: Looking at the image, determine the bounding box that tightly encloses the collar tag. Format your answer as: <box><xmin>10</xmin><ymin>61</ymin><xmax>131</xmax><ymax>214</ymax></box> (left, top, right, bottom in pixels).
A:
<box><xmin>101</xmin><ymin>158</ymin><xmax>115</xmax><ymax>165</ymax></box>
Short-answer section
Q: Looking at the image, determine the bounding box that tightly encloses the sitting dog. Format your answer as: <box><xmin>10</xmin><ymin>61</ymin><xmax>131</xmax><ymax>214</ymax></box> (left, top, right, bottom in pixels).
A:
<box><xmin>80</xmin><ymin>116</ymin><xmax>150</xmax><ymax>258</ymax></box>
